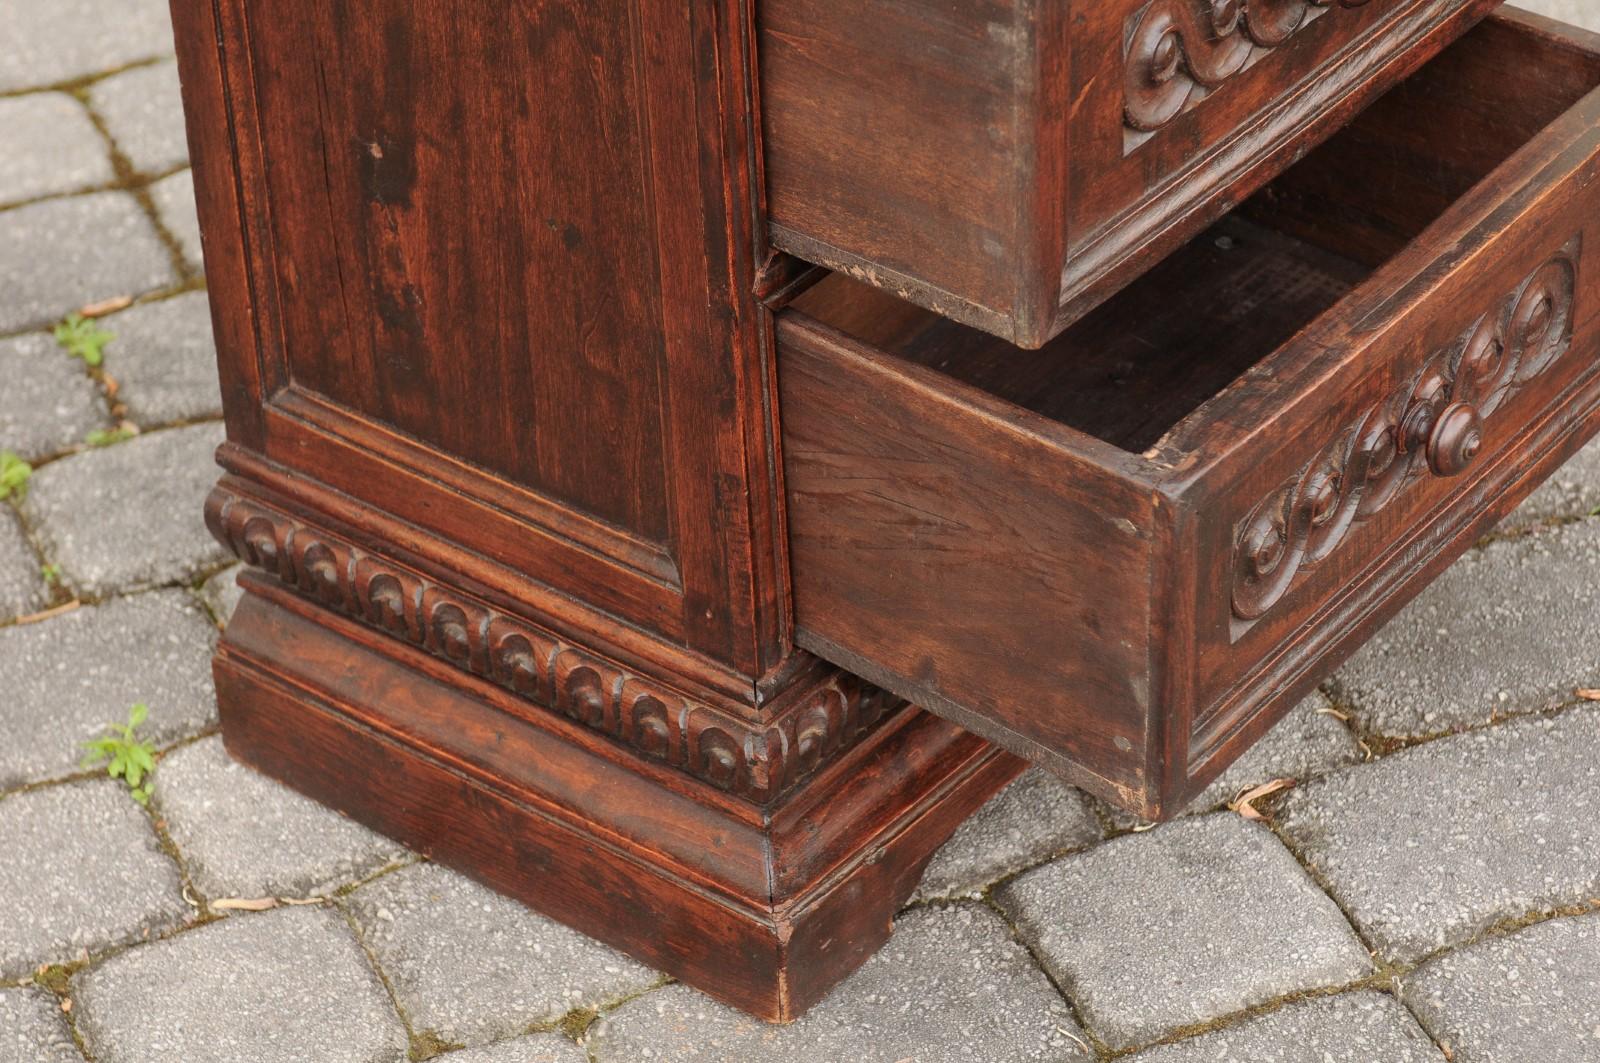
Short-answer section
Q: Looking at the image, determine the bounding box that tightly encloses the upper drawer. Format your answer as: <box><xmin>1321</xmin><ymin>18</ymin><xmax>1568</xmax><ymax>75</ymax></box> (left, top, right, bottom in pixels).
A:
<box><xmin>777</xmin><ymin>12</ymin><xmax>1600</xmax><ymax>817</ymax></box>
<box><xmin>760</xmin><ymin>0</ymin><xmax>1496</xmax><ymax>347</ymax></box>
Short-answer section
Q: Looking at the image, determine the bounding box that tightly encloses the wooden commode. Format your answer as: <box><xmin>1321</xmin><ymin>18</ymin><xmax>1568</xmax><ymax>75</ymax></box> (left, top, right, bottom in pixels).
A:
<box><xmin>170</xmin><ymin>0</ymin><xmax>1600</xmax><ymax>1020</ymax></box>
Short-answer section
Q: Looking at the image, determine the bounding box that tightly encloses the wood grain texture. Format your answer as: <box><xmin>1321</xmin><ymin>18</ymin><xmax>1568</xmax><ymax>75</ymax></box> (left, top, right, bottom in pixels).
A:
<box><xmin>760</xmin><ymin>0</ymin><xmax>1496</xmax><ymax>346</ymax></box>
<box><xmin>173</xmin><ymin>0</ymin><xmax>1600</xmax><ymax>1022</ymax></box>
<box><xmin>782</xmin><ymin>12</ymin><xmax>1600</xmax><ymax>817</ymax></box>
<box><xmin>778</xmin><ymin>312</ymin><xmax>1160</xmax><ymax>808</ymax></box>
<box><xmin>169</xmin><ymin>0</ymin><xmax>1024</xmax><ymax>1022</ymax></box>
<box><xmin>217</xmin><ymin>577</ymin><xmax>1019</xmax><ymax>1022</ymax></box>
<box><xmin>1123</xmin><ymin>0</ymin><xmax>1377</xmax><ymax>134</ymax></box>
<box><xmin>1226</xmin><ymin>243</ymin><xmax>1581</xmax><ymax>626</ymax></box>
<box><xmin>205</xmin><ymin>481</ymin><xmax>902</xmax><ymax>803</ymax></box>
<box><xmin>173</xmin><ymin>0</ymin><xmax>791</xmax><ymax>681</ymax></box>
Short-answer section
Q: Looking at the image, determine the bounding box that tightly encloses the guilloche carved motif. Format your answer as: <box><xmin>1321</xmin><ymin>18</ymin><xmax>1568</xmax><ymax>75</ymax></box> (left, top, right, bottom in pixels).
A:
<box><xmin>1232</xmin><ymin>239</ymin><xmax>1580</xmax><ymax>624</ymax></box>
<box><xmin>1125</xmin><ymin>0</ymin><xmax>1375</xmax><ymax>135</ymax></box>
<box><xmin>207</xmin><ymin>489</ymin><xmax>900</xmax><ymax>802</ymax></box>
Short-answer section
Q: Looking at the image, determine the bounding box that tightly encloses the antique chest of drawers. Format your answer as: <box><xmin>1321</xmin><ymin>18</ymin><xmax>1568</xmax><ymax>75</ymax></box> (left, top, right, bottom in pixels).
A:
<box><xmin>174</xmin><ymin>0</ymin><xmax>1600</xmax><ymax>1024</ymax></box>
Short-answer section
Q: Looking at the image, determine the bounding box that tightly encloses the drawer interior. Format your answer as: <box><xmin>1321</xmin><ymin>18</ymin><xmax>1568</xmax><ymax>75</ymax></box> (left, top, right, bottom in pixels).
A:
<box><xmin>788</xmin><ymin>15</ymin><xmax>1600</xmax><ymax>456</ymax></box>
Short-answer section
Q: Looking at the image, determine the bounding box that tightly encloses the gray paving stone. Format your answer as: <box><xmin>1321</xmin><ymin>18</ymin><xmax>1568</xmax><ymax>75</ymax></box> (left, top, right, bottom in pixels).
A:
<box><xmin>0</xmin><ymin>331</ymin><xmax>111</xmax><ymax>461</ymax></box>
<box><xmin>995</xmin><ymin>813</ymin><xmax>1371</xmax><ymax>1051</ymax></box>
<box><xmin>0</xmin><ymin>589</ymin><xmax>216</xmax><ymax>787</ymax></box>
<box><xmin>1279</xmin><ymin>708</ymin><xmax>1600</xmax><ymax>965</ymax></box>
<box><xmin>0</xmin><ymin>0</ymin><xmax>175</xmax><ymax>93</ymax></box>
<box><xmin>75</xmin><ymin>904</ymin><xmax>410</xmax><ymax>1063</ymax></box>
<box><xmin>100</xmin><ymin>291</ymin><xmax>221</xmax><ymax>425</ymax></box>
<box><xmin>1124</xmin><ymin>993</ymin><xmax>1444</xmax><ymax>1062</ymax></box>
<box><xmin>90</xmin><ymin>61</ymin><xmax>189</xmax><ymax>176</ymax></box>
<box><xmin>0</xmin><ymin>92</ymin><xmax>113</xmax><ymax>204</ymax></box>
<box><xmin>156</xmin><ymin>736</ymin><xmax>409</xmax><ymax>901</ymax></box>
<box><xmin>1190</xmin><ymin>691</ymin><xmax>1365</xmax><ymax>812</ymax></box>
<box><xmin>912</xmin><ymin>767</ymin><xmax>1102</xmax><ymax>901</ymax></box>
<box><xmin>1086</xmin><ymin>694</ymin><xmax>1361</xmax><ymax>837</ymax></box>
<box><xmin>1125</xmin><ymin>991</ymin><xmax>1444</xmax><ymax>1062</ymax></box>
<box><xmin>0</xmin><ymin>191</ymin><xmax>176</xmax><ymax>334</ymax></box>
<box><xmin>1405</xmin><ymin>913</ymin><xmax>1600</xmax><ymax>1063</ymax></box>
<box><xmin>0</xmin><ymin>778</ymin><xmax>189</xmax><ymax>979</ymax></box>
<box><xmin>590</xmin><ymin>904</ymin><xmax>1088</xmax><ymax>1063</ymax></box>
<box><xmin>21</xmin><ymin>421</ymin><xmax>227</xmax><ymax>597</ymax></box>
<box><xmin>0</xmin><ymin>510</ymin><xmax>47</xmax><ymax>621</ymax></box>
<box><xmin>1506</xmin><ymin>438</ymin><xmax>1600</xmax><ymax>527</ymax></box>
<box><xmin>148</xmin><ymin>169</ymin><xmax>200</xmax><ymax>272</ymax></box>
<box><xmin>346</xmin><ymin>861</ymin><xmax>660</xmax><ymax>1049</ymax></box>
<box><xmin>1097</xmin><ymin>694</ymin><xmax>1363</xmax><ymax>832</ymax></box>
<box><xmin>197</xmin><ymin>561</ymin><xmax>243</xmax><ymax>626</ymax></box>
<box><xmin>0</xmin><ymin>986</ymin><xmax>81</xmax><ymax>1063</ymax></box>
<box><xmin>442</xmin><ymin>1033</ymin><xmax>590</xmax><ymax>1063</ymax></box>
<box><xmin>1330</xmin><ymin>520</ymin><xmax>1600</xmax><ymax>738</ymax></box>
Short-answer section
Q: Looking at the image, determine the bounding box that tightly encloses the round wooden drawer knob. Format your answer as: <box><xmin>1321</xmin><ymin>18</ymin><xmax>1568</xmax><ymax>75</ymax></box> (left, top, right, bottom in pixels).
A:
<box><xmin>1426</xmin><ymin>401</ymin><xmax>1485</xmax><ymax>477</ymax></box>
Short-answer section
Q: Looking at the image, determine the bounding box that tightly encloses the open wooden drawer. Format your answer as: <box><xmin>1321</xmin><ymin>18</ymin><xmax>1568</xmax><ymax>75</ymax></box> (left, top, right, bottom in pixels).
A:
<box><xmin>760</xmin><ymin>0</ymin><xmax>1497</xmax><ymax>347</ymax></box>
<box><xmin>777</xmin><ymin>10</ymin><xmax>1600</xmax><ymax>819</ymax></box>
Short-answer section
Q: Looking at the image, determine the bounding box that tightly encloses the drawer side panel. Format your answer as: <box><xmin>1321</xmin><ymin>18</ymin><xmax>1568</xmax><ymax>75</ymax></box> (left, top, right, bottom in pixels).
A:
<box><xmin>778</xmin><ymin>318</ymin><xmax>1158</xmax><ymax>809</ymax></box>
<box><xmin>760</xmin><ymin>0</ymin><xmax>1034</xmax><ymax>338</ymax></box>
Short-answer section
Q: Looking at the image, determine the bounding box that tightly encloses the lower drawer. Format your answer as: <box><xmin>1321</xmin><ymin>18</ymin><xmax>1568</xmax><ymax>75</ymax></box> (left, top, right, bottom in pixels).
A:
<box><xmin>777</xmin><ymin>10</ymin><xmax>1600</xmax><ymax>818</ymax></box>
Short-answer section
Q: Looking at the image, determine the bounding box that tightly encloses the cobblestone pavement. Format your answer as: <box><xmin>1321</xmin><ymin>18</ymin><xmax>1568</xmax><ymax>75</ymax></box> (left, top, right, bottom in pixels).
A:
<box><xmin>3</xmin><ymin>2</ymin><xmax>1599</xmax><ymax>1061</ymax></box>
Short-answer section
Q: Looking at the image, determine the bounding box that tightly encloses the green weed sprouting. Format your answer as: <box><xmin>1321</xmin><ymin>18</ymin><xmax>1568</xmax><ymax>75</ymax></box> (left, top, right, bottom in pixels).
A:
<box><xmin>81</xmin><ymin>703</ymin><xmax>158</xmax><ymax>805</ymax></box>
<box><xmin>53</xmin><ymin>312</ymin><xmax>115</xmax><ymax>367</ymax></box>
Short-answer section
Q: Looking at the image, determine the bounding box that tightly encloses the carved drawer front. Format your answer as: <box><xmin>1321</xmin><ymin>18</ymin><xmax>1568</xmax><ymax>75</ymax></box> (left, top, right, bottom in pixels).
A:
<box><xmin>759</xmin><ymin>0</ymin><xmax>1495</xmax><ymax>348</ymax></box>
<box><xmin>776</xmin><ymin>13</ymin><xmax>1600</xmax><ymax>818</ymax></box>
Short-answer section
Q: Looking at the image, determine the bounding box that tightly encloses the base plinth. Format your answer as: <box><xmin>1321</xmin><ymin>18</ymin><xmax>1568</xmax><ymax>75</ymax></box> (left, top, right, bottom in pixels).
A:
<box><xmin>214</xmin><ymin>575</ymin><xmax>1019</xmax><ymax>1021</ymax></box>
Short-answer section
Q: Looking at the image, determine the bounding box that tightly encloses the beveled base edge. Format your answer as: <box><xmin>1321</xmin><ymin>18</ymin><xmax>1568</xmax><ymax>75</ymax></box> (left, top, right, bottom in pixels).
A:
<box><xmin>215</xmin><ymin>580</ymin><xmax>1020</xmax><ymax>1022</ymax></box>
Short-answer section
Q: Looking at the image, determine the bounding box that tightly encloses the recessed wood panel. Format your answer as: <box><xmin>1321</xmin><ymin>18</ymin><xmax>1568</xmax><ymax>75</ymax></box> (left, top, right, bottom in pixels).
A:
<box><xmin>184</xmin><ymin>0</ymin><xmax>790</xmax><ymax>672</ymax></box>
<box><xmin>244</xmin><ymin>0</ymin><xmax>670</xmax><ymax>539</ymax></box>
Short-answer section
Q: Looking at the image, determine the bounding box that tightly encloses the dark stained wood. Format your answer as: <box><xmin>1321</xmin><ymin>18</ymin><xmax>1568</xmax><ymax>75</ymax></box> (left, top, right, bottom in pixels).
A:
<box><xmin>778</xmin><ymin>313</ymin><xmax>1160</xmax><ymax>806</ymax></box>
<box><xmin>1244</xmin><ymin>7</ymin><xmax>1600</xmax><ymax>267</ymax></box>
<box><xmin>173</xmin><ymin>0</ymin><xmax>1600</xmax><ymax>1025</ymax></box>
<box><xmin>172</xmin><ymin>0</ymin><xmax>1028</xmax><ymax>1021</ymax></box>
<box><xmin>790</xmin><ymin>216</ymin><xmax>1369</xmax><ymax>453</ymax></box>
<box><xmin>248</xmin><ymin>2</ymin><xmax>675</xmax><ymax>538</ymax></box>
<box><xmin>760</xmin><ymin>0</ymin><xmax>1498</xmax><ymax>346</ymax></box>
<box><xmin>782</xmin><ymin>12</ymin><xmax>1600</xmax><ymax>818</ymax></box>
<box><xmin>216</xmin><ymin>575</ymin><xmax>1019</xmax><ymax>1022</ymax></box>
<box><xmin>176</xmin><ymin>0</ymin><xmax>790</xmax><ymax>679</ymax></box>
<box><xmin>205</xmin><ymin>480</ymin><xmax>910</xmax><ymax>799</ymax></box>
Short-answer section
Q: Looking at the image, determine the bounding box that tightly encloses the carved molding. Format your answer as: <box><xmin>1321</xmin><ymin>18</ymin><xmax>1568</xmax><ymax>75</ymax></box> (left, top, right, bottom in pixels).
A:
<box><xmin>205</xmin><ymin>488</ymin><xmax>899</xmax><ymax>802</ymax></box>
<box><xmin>1232</xmin><ymin>238</ymin><xmax>1580</xmax><ymax>624</ymax></box>
<box><xmin>1125</xmin><ymin>0</ymin><xmax>1374</xmax><ymax>135</ymax></box>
